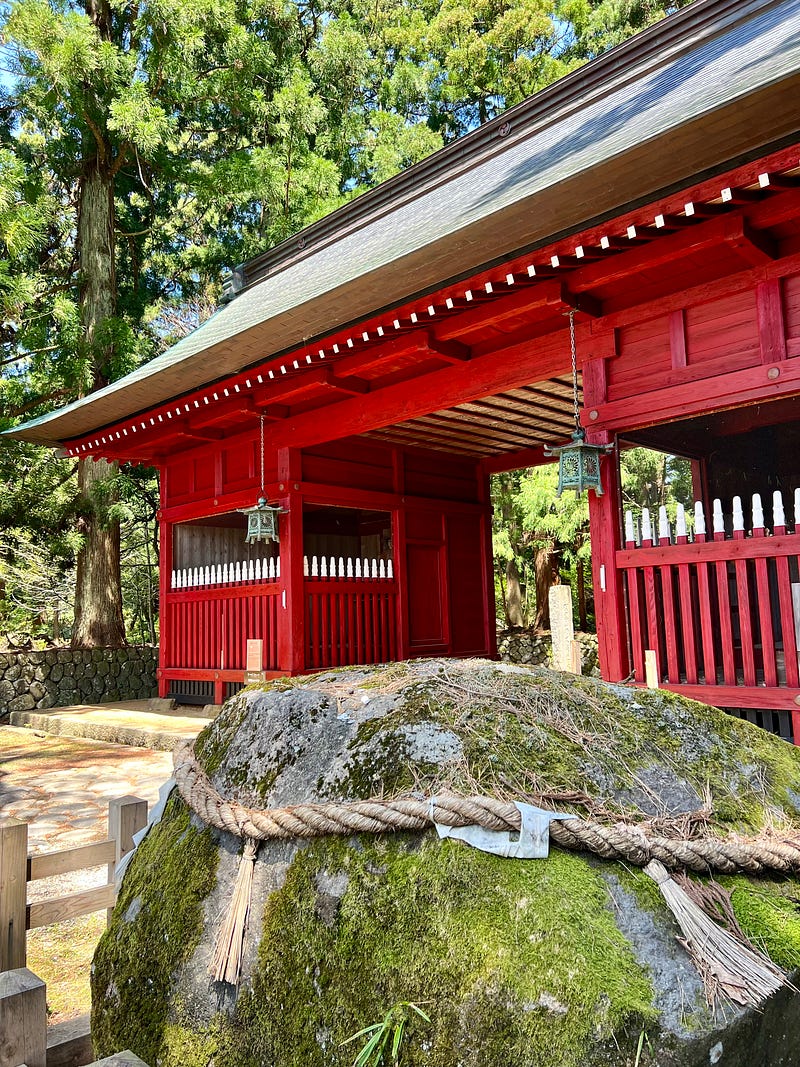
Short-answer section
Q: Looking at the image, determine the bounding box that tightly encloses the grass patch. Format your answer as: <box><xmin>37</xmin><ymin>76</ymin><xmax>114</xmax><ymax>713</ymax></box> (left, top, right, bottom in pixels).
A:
<box><xmin>27</xmin><ymin>912</ymin><xmax>105</xmax><ymax>1023</ymax></box>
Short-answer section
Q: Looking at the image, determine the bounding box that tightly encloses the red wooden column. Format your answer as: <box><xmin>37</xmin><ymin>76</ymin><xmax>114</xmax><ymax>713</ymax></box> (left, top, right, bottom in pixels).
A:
<box><xmin>583</xmin><ymin>344</ymin><xmax>630</xmax><ymax>683</ymax></box>
<box><xmin>391</xmin><ymin>449</ymin><xmax>409</xmax><ymax>660</ymax></box>
<box><xmin>157</xmin><ymin>504</ymin><xmax>172</xmax><ymax>699</ymax></box>
<box><xmin>277</xmin><ymin>448</ymin><xmax>305</xmax><ymax>674</ymax></box>
<box><xmin>478</xmin><ymin>470</ymin><xmax>498</xmax><ymax>658</ymax></box>
<box><xmin>587</xmin><ymin>433</ymin><xmax>630</xmax><ymax>682</ymax></box>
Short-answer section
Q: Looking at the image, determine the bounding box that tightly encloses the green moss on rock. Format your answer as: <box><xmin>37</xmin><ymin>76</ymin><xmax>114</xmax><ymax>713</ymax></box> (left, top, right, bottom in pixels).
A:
<box><xmin>725</xmin><ymin>877</ymin><xmax>800</xmax><ymax>971</ymax></box>
<box><xmin>93</xmin><ymin>661</ymin><xmax>800</xmax><ymax>1066</ymax></box>
<box><xmin>91</xmin><ymin>795</ymin><xmax>218</xmax><ymax>1063</ymax></box>
<box><xmin>221</xmin><ymin>834</ymin><xmax>655</xmax><ymax>1067</ymax></box>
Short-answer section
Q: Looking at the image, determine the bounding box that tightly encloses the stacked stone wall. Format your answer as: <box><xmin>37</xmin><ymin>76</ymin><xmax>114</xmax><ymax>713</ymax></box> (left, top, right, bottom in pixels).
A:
<box><xmin>0</xmin><ymin>646</ymin><xmax>159</xmax><ymax>714</ymax></box>
<box><xmin>497</xmin><ymin>629</ymin><xmax>599</xmax><ymax>674</ymax></box>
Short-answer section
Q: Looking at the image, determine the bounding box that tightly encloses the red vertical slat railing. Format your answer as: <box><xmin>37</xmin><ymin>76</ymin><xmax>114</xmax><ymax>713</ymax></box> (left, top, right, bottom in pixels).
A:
<box><xmin>616</xmin><ymin>492</ymin><xmax>800</xmax><ymax>725</ymax></box>
<box><xmin>163</xmin><ymin>580</ymin><xmax>281</xmax><ymax>672</ymax></box>
<box><xmin>304</xmin><ymin>554</ymin><xmax>397</xmax><ymax>669</ymax></box>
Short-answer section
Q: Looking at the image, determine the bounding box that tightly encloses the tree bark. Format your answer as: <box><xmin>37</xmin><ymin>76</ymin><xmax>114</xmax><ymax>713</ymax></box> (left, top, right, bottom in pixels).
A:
<box><xmin>71</xmin><ymin>162</ymin><xmax>126</xmax><ymax>648</ymax></box>
<box><xmin>72</xmin><ymin>456</ymin><xmax>126</xmax><ymax>647</ymax></box>
<box><xmin>533</xmin><ymin>546</ymin><xmax>559</xmax><ymax>631</ymax></box>
<box><xmin>504</xmin><ymin>558</ymin><xmax>525</xmax><ymax>628</ymax></box>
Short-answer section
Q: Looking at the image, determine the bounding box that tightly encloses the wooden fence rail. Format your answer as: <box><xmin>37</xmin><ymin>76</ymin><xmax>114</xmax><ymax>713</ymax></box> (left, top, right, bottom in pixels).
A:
<box><xmin>0</xmin><ymin>796</ymin><xmax>148</xmax><ymax>973</ymax></box>
<box><xmin>0</xmin><ymin>965</ymin><xmax>150</xmax><ymax>1067</ymax></box>
<box><xmin>618</xmin><ymin>490</ymin><xmax>800</xmax><ymax>738</ymax></box>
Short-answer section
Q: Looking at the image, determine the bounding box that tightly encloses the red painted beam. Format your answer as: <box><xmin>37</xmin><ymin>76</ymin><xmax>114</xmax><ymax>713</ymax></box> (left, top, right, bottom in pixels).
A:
<box><xmin>587</xmin><ymin>356</ymin><xmax>800</xmax><ymax>434</ymax></box>
<box><xmin>569</xmin><ymin>213</ymin><xmax>773</xmax><ymax>294</ymax></box>
<box><xmin>654</xmin><ymin>683</ymin><xmax>800</xmax><ymax>713</ymax></box>
<box><xmin>615</xmin><ymin>533</ymin><xmax>799</xmax><ymax>568</ymax></box>
<box><xmin>480</xmin><ymin>446</ymin><xmax>551</xmax><ymax>474</ymax></box>
<box><xmin>262</xmin><ymin>330</ymin><xmax>570</xmax><ymax>453</ymax></box>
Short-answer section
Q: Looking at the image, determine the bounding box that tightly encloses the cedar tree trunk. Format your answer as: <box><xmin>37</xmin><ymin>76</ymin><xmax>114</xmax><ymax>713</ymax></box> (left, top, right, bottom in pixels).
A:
<box><xmin>71</xmin><ymin>163</ymin><xmax>126</xmax><ymax>648</ymax></box>
<box><xmin>504</xmin><ymin>558</ymin><xmax>525</xmax><ymax>628</ymax></box>
<box><xmin>533</xmin><ymin>546</ymin><xmax>560</xmax><ymax>631</ymax></box>
<box><xmin>73</xmin><ymin>456</ymin><xmax>125</xmax><ymax>647</ymax></box>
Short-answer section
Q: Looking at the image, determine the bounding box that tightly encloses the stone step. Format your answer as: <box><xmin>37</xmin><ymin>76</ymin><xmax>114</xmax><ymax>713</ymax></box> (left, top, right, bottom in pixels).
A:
<box><xmin>8</xmin><ymin>701</ymin><xmax>211</xmax><ymax>751</ymax></box>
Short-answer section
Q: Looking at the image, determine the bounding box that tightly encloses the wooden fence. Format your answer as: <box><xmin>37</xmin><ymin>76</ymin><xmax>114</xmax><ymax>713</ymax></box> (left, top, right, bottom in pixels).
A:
<box><xmin>0</xmin><ymin>796</ymin><xmax>148</xmax><ymax>974</ymax></box>
<box><xmin>618</xmin><ymin>490</ymin><xmax>800</xmax><ymax>734</ymax></box>
<box><xmin>0</xmin><ymin>798</ymin><xmax>148</xmax><ymax>1067</ymax></box>
<box><xmin>304</xmin><ymin>554</ymin><xmax>397</xmax><ymax>669</ymax></box>
<box><xmin>0</xmin><ymin>965</ymin><xmax>149</xmax><ymax>1067</ymax></box>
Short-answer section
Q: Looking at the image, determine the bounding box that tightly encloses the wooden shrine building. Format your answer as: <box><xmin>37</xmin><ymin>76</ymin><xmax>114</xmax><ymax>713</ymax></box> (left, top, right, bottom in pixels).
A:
<box><xmin>10</xmin><ymin>0</ymin><xmax>800</xmax><ymax>740</ymax></box>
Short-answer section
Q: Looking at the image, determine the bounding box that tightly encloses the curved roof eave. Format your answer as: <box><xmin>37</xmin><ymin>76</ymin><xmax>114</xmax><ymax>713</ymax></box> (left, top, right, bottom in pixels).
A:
<box><xmin>8</xmin><ymin>0</ymin><xmax>800</xmax><ymax>447</ymax></box>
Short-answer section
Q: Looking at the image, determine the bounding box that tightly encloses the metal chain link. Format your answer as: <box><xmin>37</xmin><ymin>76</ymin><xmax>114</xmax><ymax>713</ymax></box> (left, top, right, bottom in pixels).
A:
<box><xmin>259</xmin><ymin>414</ymin><xmax>265</xmax><ymax>497</ymax></box>
<box><xmin>568</xmin><ymin>310</ymin><xmax>580</xmax><ymax>431</ymax></box>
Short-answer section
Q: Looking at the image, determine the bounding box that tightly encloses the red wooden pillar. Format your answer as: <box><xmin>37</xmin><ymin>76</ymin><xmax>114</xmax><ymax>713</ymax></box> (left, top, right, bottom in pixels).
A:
<box><xmin>478</xmin><ymin>470</ymin><xmax>498</xmax><ymax>658</ymax></box>
<box><xmin>587</xmin><ymin>432</ymin><xmax>630</xmax><ymax>682</ymax></box>
<box><xmin>391</xmin><ymin>450</ymin><xmax>409</xmax><ymax>660</ymax></box>
<box><xmin>277</xmin><ymin>448</ymin><xmax>305</xmax><ymax>674</ymax></box>
<box><xmin>157</xmin><ymin>507</ymin><xmax>172</xmax><ymax>699</ymax></box>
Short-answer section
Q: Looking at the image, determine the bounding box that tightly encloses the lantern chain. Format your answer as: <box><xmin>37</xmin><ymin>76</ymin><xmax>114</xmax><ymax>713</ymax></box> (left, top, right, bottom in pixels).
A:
<box><xmin>259</xmin><ymin>414</ymin><xmax>265</xmax><ymax>497</ymax></box>
<box><xmin>569</xmin><ymin>310</ymin><xmax>580</xmax><ymax>432</ymax></box>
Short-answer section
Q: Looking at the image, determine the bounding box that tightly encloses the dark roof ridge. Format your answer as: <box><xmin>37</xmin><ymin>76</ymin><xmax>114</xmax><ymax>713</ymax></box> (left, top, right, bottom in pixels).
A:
<box><xmin>236</xmin><ymin>0</ymin><xmax>768</xmax><ymax>291</ymax></box>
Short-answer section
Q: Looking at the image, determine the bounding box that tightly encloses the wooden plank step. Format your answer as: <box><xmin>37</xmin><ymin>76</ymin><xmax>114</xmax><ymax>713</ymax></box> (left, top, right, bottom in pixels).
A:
<box><xmin>46</xmin><ymin>1012</ymin><xmax>92</xmax><ymax>1067</ymax></box>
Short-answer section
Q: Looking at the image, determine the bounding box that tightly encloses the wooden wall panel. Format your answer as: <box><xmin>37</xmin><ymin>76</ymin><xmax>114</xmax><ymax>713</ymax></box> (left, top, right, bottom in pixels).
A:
<box><xmin>606</xmin><ymin>289</ymin><xmax>767</xmax><ymax>410</ymax></box>
<box><xmin>302</xmin><ymin>439</ymin><xmax>394</xmax><ymax>493</ymax></box>
<box><xmin>607</xmin><ymin>316</ymin><xmax>670</xmax><ymax>401</ymax></box>
<box><xmin>173</xmin><ymin>524</ymin><xmax>277</xmax><ymax>571</ymax></box>
<box><xmin>194</xmin><ymin>456</ymin><xmax>215</xmax><ymax>495</ymax></box>
<box><xmin>406</xmin><ymin>510</ymin><xmax>444</xmax><ymax>540</ymax></box>
<box><xmin>685</xmin><ymin>290</ymin><xmax>759</xmax><ymax>368</ymax></box>
<box><xmin>446</xmin><ymin>513</ymin><xmax>489</xmax><ymax>655</ymax></box>
<box><xmin>168</xmin><ymin>458</ymin><xmax>195</xmax><ymax>503</ymax></box>
<box><xmin>783</xmin><ymin>274</ymin><xmax>800</xmax><ymax>340</ymax></box>
<box><xmin>403</xmin><ymin>451</ymin><xmax>479</xmax><ymax>500</ymax></box>
<box><xmin>221</xmin><ymin>438</ymin><xmax>258</xmax><ymax>494</ymax></box>
<box><xmin>406</xmin><ymin>543</ymin><xmax>445</xmax><ymax>649</ymax></box>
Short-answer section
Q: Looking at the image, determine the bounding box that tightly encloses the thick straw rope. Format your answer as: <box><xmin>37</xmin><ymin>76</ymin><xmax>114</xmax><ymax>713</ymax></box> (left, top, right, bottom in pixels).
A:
<box><xmin>173</xmin><ymin>741</ymin><xmax>800</xmax><ymax>874</ymax></box>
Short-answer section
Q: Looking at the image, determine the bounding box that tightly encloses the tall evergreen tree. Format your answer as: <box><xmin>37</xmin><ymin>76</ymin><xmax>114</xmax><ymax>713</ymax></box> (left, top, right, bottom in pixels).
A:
<box><xmin>0</xmin><ymin>0</ymin><xmax>692</xmax><ymax>644</ymax></box>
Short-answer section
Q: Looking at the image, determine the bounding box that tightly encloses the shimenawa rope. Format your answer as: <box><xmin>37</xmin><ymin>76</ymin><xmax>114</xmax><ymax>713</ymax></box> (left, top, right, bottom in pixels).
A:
<box><xmin>173</xmin><ymin>741</ymin><xmax>800</xmax><ymax>875</ymax></box>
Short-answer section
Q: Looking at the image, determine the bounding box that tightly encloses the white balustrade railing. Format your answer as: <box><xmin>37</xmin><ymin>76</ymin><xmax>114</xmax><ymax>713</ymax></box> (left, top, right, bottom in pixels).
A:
<box><xmin>171</xmin><ymin>553</ymin><xmax>394</xmax><ymax>589</ymax></box>
<box><xmin>624</xmin><ymin>489</ymin><xmax>800</xmax><ymax>548</ymax></box>
<box><xmin>305</xmin><ymin>554</ymin><xmax>393</xmax><ymax>581</ymax></box>
<box><xmin>170</xmin><ymin>556</ymin><xmax>280</xmax><ymax>590</ymax></box>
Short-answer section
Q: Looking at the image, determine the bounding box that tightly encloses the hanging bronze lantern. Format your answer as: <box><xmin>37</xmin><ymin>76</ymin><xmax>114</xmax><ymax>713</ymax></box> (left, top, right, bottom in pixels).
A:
<box><xmin>545</xmin><ymin>429</ymin><xmax>610</xmax><ymax>496</ymax></box>
<box><xmin>240</xmin><ymin>415</ymin><xmax>281</xmax><ymax>543</ymax></box>
<box><xmin>544</xmin><ymin>312</ymin><xmax>612</xmax><ymax>496</ymax></box>
<box><xmin>242</xmin><ymin>497</ymin><xmax>281</xmax><ymax>544</ymax></box>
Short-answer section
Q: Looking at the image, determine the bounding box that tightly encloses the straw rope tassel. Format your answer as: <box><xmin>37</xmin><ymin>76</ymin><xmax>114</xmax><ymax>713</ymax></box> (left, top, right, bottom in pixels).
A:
<box><xmin>644</xmin><ymin>859</ymin><xmax>788</xmax><ymax>1007</ymax></box>
<box><xmin>211</xmin><ymin>837</ymin><xmax>259</xmax><ymax>986</ymax></box>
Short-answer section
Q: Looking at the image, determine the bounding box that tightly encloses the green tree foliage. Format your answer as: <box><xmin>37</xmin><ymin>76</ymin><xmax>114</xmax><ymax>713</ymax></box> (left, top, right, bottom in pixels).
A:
<box><xmin>491</xmin><ymin>446</ymin><xmax>694</xmax><ymax>634</ymax></box>
<box><xmin>492</xmin><ymin>466</ymin><xmax>590</xmax><ymax>632</ymax></box>
<box><xmin>0</xmin><ymin>0</ymin><xmax>691</xmax><ymax>643</ymax></box>
<box><xmin>619</xmin><ymin>446</ymin><xmax>694</xmax><ymax>523</ymax></box>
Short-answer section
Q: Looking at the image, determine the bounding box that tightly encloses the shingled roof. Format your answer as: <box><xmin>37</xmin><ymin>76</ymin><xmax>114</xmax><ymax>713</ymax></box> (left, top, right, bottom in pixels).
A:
<box><xmin>10</xmin><ymin>0</ymin><xmax>800</xmax><ymax>446</ymax></box>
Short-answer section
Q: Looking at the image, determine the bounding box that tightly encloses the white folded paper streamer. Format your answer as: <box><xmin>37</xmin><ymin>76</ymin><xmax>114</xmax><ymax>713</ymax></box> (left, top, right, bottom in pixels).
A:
<box><xmin>432</xmin><ymin>801</ymin><xmax>577</xmax><ymax>859</ymax></box>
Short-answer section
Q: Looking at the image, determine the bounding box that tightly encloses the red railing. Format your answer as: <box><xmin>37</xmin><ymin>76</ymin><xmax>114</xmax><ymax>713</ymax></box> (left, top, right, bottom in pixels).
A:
<box><xmin>617</xmin><ymin>492</ymin><xmax>800</xmax><ymax>716</ymax></box>
<box><xmin>305</xmin><ymin>554</ymin><xmax>397</xmax><ymax>669</ymax></box>
<box><xmin>163</xmin><ymin>582</ymin><xmax>280</xmax><ymax>671</ymax></box>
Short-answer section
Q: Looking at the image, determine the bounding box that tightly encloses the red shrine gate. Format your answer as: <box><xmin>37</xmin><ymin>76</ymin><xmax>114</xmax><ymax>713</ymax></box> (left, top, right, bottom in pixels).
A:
<box><xmin>50</xmin><ymin>148</ymin><xmax>800</xmax><ymax>743</ymax></box>
<box><xmin>9</xmin><ymin>0</ymin><xmax>800</xmax><ymax>738</ymax></box>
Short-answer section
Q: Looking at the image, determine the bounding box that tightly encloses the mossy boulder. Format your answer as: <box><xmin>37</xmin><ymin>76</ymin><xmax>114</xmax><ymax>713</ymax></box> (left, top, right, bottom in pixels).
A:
<box><xmin>91</xmin><ymin>660</ymin><xmax>800</xmax><ymax>1067</ymax></box>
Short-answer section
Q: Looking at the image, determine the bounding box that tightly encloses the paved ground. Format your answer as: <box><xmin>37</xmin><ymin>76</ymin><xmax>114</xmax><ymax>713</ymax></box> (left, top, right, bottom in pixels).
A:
<box><xmin>0</xmin><ymin>725</ymin><xmax>174</xmax><ymax>861</ymax></box>
<box><xmin>0</xmin><ymin>723</ymin><xmax>188</xmax><ymax>1023</ymax></box>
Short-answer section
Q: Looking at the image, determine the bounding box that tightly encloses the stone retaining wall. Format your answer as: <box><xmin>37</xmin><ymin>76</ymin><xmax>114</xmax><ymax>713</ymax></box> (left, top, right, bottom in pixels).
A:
<box><xmin>497</xmin><ymin>629</ymin><xmax>599</xmax><ymax>674</ymax></box>
<box><xmin>0</xmin><ymin>647</ymin><xmax>159</xmax><ymax>714</ymax></box>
